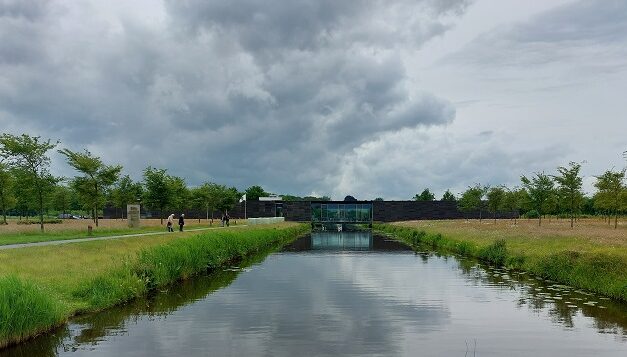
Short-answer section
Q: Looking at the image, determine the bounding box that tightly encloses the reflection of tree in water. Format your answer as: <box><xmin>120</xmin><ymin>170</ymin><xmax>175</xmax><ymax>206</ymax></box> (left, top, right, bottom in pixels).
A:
<box><xmin>0</xmin><ymin>245</ymin><xmax>280</xmax><ymax>357</ymax></box>
<box><xmin>450</xmin><ymin>254</ymin><xmax>627</xmax><ymax>339</ymax></box>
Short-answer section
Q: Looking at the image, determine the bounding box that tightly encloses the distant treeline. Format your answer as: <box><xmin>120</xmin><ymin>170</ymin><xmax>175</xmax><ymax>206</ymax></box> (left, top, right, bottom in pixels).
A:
<box><xmin>0</xmin><ymin>133</ymin><xmax>625</xmax><ymax>230</ymax></box>
<box><xmin>0</xmin><ymin>134</ymin><xmax>329</xmax><ymax>231</ymax></box>
<box><xmin>412</xmin><ymin>161</ymin><xmax>627</xmax><ymax>228</ymax></box>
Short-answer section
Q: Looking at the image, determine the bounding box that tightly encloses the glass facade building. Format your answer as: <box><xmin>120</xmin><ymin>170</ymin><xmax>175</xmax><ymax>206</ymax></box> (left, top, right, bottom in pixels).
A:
<box><xmin>311</xmin><ymin>202</ymin><xmax>373</xmax><ymax>223</ymax></box>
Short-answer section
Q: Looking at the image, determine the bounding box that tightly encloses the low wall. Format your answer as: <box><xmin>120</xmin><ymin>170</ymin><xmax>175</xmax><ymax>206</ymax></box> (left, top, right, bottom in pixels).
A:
<box><xmin>247</xmin><ymin>217</ymin><xmax>286</xmax><ymax>225</ymax></box>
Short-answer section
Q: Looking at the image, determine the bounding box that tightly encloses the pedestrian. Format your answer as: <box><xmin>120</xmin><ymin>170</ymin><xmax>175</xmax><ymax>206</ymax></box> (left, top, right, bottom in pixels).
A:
<box><xmin>179</xmin><ymin>213</ymin><xmax>185</xmax><ymax>232</ymax></box>
<box><xmin>221</xmin><ymin>213</ymin><xmax>225</xmax><ymax>227</ymax></box>
<box><xmin>167</xmin><ymin>213</ymin><xmax>174</xmax><ymax>232</ymax></box>
<box><xmin>225</xmin><ymin>212</ymin><xmax>230</xmax><ymax>227</ymax></box>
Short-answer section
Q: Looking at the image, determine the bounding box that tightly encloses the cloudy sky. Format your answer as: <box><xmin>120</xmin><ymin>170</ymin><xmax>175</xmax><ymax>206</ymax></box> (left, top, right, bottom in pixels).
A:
<box><xmin>1</xmin><ymin>0</ymin><xmax>626</xmax><ymax>199</ymax></box>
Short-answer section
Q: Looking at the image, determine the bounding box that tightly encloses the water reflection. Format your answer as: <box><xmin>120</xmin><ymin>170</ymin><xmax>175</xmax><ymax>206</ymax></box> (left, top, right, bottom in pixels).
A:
<box><xmin>2</xmin><ymin>234</ymin><xmax>627</xmax><ymax>356</ymax></box>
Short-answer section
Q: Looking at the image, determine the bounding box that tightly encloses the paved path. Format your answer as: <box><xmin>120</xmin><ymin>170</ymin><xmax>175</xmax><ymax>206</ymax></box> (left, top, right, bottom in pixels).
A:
<box><xmin>0</xmin><ymin>225</ymin><xmax>248</xmax><ymax>251</ymax></box>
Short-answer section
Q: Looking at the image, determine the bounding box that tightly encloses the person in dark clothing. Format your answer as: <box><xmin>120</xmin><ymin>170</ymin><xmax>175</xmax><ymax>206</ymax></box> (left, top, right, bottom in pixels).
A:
<box><xmin>225</xmin><ymin>212</ymin><xmax>230</xmax><ymax>227</ymax></box>
<box><xmin>178</xmin><ymin>214</ymin><xmax>185</xmax><ymax>232</ymax></box>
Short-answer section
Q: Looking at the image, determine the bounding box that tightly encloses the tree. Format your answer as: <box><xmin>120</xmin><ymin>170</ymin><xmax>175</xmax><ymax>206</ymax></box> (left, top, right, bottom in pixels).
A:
<box><xmin>244</xmin><ymin>185</ymin><xmax>269</xmax><ymax>201</ymax></box>
<box><xmin>170</xmin><ymin>176</ymin><xmax>190</xmax><ymax>214</ymax></box>
<box><xmin>593</xmin><ymin>169</ymin><xmax>626</xmax><ymax>229</ymax></box>
<box><xmin>414</xmin><ymin>188</ymin><xmax>435</xmax><ymax>201</ymax></box>
<box><xmin>374</xmin><ymin>197</ymin><xmax>384</xmax><ymax>201</ymax></box>
<box><xmin>59</xmin><ymin>149</ymin><xmax>122</xmax><ymax>227</ymax></box>
<box><xmin>111</xmin><ymin>175</ymin><xmax>143</xmax><ymax>219</ymax></box>
<box><xmin>486</xmin><ymin>186</ymin><xmax>506</xmax><ymax>223</ymax></box>
<box><xmin>217</xmin><ymin>186</ymin><xmax>240</xmax><ymax>214</ymax></box>
<box><xmin>0</xmin><ymin>134</ymin><xmax>59</xmax><ymax>232</ymax></box>
<box><xmin>458</xmin><ymin>184</ymin><xmax>488</xmax><ymax>221</ymax></box>
<box><xmin>51</xmin><ymin>184</ymin><xmax>73</xmax><ymax>218</ymax></box>
<box><xmin>502</xmin><ymin>187</ymin><xmax>524</xmax><ymax>225</ymax></box>
<box><xmin>0</xmin><ymin>162</ymin><xmax>16</xmax><ymax>224</ymax></box>
<box><xmin>552</xmin><ymin>162</ymin><xmax>584</xmax><ymax>228</ymax></box>
<box><xmin>441</xmin><ymin>189</ymin><xmax>456</xmax><ymax>202</ymax></box>
<box><xmin>521</xmin><ymin>172</ymin><xmax>555</xmax><ymax>226</ymax></box>
<box><xmin>143</xmin><ymin>167</ymin><xmax>174</xmax><ymax>224</ymax></box>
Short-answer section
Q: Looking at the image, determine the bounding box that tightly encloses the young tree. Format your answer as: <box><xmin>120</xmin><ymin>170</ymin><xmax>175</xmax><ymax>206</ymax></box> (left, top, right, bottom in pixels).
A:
<box><xmin>143</xmin><ymin>167</ymin><xmax>174</xmax><ymax>224</ymax></box>
<box><xmin>217</xmin><ymin>186</ymin><xmax>240</xmax><ymax>215</ymax></box>
<box><xmin>111</xmin><ymin>175</ymin><xmax>143</xmax><ymax>219</ymax></box>
<box><xmin>245</xmin><ymin>185</ymin><xmax>269</xmax><ymax>201</ymax></box>
<box><xmin>170</xmin><ymin>176</ymin><xmax>190</xmax><ymax>214</ymax></box>
<box><xmin>0</xmin><ymin>162</ymin><xmax>16</xmax><ymax>224</ymax></box>
<box><xmin>0</xmin><ymin>134</ymin><xmax>59</xmax><ymax>232</ymax></box>
<box><xmin>552</xmin><ymin>162</ymin><xmax>584</xmax><ymax>228</ymax></box>
<box><xmin>458</xmin><ymin>184</ymin><xmax>489</xmax><ymax>221</ymax></box>
<box><xmin>51</xmin><ymin>184</ymin><xmax>73</xmax><ymax>218</ymax></box>
<box><xmin>414</xmin><ymin>188</ymin><xmax>435</xmax><ymax>201</ymax></box>
<box><xmin>441</xmin><ymin>189</ymin><xmax>457</xmax><ymax>202</ymax></box>
<box><xmin>521</xmin><ymin>172</ymin><xmax>555</xmax><ymax>226</ymax></box>
<box><xmin>486</xmin><ymin>186</ymin><xmax>506</xmax><ymax>223</ymax></box>
<box><xmin>502</xmin><ymin>187</ymin><xmax>524</xmax><ymax>225</ymax></box>
<box><xmin>593</xmin><ymin>169</ymin><xmax>626</xmax><ymax>229</ymax></box>
<box><xmin>59</xmin><ymin>149</ymin><xmax>122</xmax><ymax>227</ymax></box>
<box><xmin>374</xmin><ymin>197</ymin><xmax>384</xmax><ymax>201</ymax></box>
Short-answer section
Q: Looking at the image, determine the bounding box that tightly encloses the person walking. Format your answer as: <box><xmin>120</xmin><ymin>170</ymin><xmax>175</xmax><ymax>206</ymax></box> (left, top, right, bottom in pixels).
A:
<box><xmin>167</xmin><ymin>213</ymin><xmax>174</xmax><ymax>232</ymax></box>
<box><xmin>225</xmin><ymin>212</ymin><xmax>230</xmax><ymax>227</ymax></box>
<box><xmin>178</xmin><ymin>213</ymin><xmax>185</xmax><ymax>232</ymax></box>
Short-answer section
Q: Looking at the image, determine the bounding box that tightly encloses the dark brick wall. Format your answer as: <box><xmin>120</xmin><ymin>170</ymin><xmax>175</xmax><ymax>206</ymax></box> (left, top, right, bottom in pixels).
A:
<box><xmin>104</xmin><ymin>200</ymin><xmax>518</xmax><ymax>222</ymax></box>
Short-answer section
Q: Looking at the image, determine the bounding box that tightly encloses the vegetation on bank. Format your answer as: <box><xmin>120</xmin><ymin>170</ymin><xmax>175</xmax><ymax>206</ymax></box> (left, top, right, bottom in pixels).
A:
<box><xmin>375</xmin><ymin>222</ymin><xmax>627</xmax><ymax>302</ymax></box>
<box><xmin>0</xmin><ymin>224</ymin><xmax>308</xmax><ymax>349</ymax></box>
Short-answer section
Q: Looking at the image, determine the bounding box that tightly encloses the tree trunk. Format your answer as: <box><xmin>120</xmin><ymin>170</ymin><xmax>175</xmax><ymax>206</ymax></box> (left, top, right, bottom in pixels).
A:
<box><xmin>538</xmin><ymin>214</ymin><xmax>542</xmax><ymax>227</ymax></box>
<box><xmin>1</xmin><ymin>197</ymin><xmax>6</xmax><ymax>225</ymax></box>
<box><xmin>615</xmin><ymin>211</ymin><xmax>618</xmax><ymax>229</ymax></box>
<box><xmin>38</xmin><ymin>188</ymin><xmax>44</xmax><ymax>232</ymax></box>
<box><xmin>160</xmin><ymin>207</ymin><xmax>163</xmax><ymax>225</ymax></box>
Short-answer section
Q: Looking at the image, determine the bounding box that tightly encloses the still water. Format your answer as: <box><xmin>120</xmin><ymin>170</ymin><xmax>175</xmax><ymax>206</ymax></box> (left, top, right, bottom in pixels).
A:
<box><xmin>3</xmin><ymin>232</ymin><xmax>627</xmax><ymax>356</ymax></box>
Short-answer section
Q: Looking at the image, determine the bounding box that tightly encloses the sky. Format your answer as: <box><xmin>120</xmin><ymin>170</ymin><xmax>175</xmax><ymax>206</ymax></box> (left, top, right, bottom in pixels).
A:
<box><xmin>1</xmin><ymin>0</ymin><xmax>626</xmax><ymax>200</ymax></box>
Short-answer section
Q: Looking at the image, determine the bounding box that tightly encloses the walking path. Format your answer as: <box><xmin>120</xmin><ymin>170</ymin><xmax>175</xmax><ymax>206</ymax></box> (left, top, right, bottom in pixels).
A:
<box><xmin>0</xmin><ymin>225</ymin><xmax>248</xmax><ymax>251</ymax></box>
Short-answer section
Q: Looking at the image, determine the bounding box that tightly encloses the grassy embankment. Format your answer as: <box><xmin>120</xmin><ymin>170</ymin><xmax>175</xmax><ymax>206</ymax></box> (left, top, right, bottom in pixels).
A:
<box><xmin>0</xmin><ymin>223</ymin><xmax>308</xmax><ymax>349</ymax></box>
<box><xmin>0</xmin><ymin>218</ymin><xmax>241</xmax><ymax>246</ymax></box>
<box><xmin>376</xmin><ymin>219</ymin><xmax>627</xmax><ymax>301</ymax></box>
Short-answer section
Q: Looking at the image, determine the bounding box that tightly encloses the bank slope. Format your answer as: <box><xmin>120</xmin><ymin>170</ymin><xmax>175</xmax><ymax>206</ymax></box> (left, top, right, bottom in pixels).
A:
<box><xmin>375</xmin><ymin>223</ymin><xmax>627</xmax><ymax>302</ymax></box>
<box><xmin>0</xmin><ymin>224</ymin><xmax>308</xmax><ymax>349</ymax></box>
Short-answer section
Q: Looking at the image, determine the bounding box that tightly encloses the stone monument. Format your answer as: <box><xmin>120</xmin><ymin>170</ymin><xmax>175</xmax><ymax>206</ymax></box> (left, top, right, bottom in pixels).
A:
<box><xmin>127</xmin><ymin>204</ymin><xmax>141</xmax><ymax>228</ymax></box>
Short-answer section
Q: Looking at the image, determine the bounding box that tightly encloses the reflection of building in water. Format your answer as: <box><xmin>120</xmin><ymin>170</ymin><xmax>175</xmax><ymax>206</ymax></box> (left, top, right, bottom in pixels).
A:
<box><xmin>311</xmin><ymin>231</ymin><xmax>373</xmax><ymax>251</ymax></box>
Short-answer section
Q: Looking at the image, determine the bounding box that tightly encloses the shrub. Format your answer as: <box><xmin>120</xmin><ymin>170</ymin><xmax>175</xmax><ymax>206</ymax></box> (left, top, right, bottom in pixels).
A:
<box><xmin>524</xmin><ymin>210</ymin><xmax>540</xmax><ymax>219</ymax></box>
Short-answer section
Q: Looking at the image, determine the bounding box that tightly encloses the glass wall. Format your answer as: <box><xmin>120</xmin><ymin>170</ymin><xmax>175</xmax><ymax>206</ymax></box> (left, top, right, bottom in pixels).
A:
<box><xmin>311</xmin><ymin>202</ymin><xmax>372</xmax><ymax>223</ymax></box>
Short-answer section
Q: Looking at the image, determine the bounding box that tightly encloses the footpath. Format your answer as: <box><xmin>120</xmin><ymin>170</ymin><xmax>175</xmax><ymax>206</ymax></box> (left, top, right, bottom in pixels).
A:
<box><xmin>0</xmin><ymin>225</ymin><xmax>248</xmax><ymax>251</ymax></box>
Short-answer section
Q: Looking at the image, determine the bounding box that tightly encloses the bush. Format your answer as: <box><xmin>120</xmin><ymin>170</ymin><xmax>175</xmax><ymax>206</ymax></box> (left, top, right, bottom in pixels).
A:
<box><xmin>524</xmin><ymin>210</ymin><xmax>540</xmax><ymax>219</ymax></box>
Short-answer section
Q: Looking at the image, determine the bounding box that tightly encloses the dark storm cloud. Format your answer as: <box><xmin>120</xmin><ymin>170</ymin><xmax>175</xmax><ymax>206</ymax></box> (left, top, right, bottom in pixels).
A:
<box><xmin>0</xmin><ymin>0</ymin><xmax>468</xmax><ymax>196</ymax></box>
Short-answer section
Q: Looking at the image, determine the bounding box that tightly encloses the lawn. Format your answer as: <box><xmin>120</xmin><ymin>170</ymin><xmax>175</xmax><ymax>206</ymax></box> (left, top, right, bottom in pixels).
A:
<box><xmin>0</xmin><ymin>223</ymin><xmax>307</xmax><ymax>348</ymax></box>
<box><xmin>0</xmin><ymin>218</ymin><xmax>244</xmax><ymax>246</ymax></box>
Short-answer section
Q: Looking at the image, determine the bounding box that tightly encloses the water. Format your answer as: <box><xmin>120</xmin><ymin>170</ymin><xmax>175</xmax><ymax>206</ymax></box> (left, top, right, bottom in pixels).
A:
<box><xmin>3</xmin><ymin>232</ymin><xmax>627</xmax><ymax>356</ymax></box>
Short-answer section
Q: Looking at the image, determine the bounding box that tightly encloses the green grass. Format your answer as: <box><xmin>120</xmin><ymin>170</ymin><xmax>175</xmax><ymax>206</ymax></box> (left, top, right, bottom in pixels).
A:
<box><xmin>0</xmin><ymin>221</ymin><xmax>240</xmax><ymax>246</ymax></box>
<box><xmin>0</xmin><ymin>223</ymin><xmax>308</xmax><ymax>349</ymax></box>
<box><xmin>375</xmin><ymin>223</ymin><xmax>627</xmax><ymax>301</ymax></box>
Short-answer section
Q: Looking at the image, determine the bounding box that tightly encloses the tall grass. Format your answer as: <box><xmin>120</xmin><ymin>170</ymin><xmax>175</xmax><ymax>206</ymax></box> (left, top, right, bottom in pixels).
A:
<box><xmin>0</xmin><ymin>276</ymin><xmax>65</xmax><ymax>349</ymax></box>
<box><xmin>0</xmin><ymin>224</ymin><xmax>308</xmax><ymax>348</ymax></box>
<box><xmin>375</xmin><ymin>223</ymin><xmax>627</xmax><ymax>301</ymax></box>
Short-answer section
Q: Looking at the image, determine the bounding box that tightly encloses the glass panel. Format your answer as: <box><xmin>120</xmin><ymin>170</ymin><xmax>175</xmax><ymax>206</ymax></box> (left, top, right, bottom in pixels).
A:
<box><xmin>327</xmin><ymin>204</ymin><xmax>339</xmax><ymax>222</ymax></box>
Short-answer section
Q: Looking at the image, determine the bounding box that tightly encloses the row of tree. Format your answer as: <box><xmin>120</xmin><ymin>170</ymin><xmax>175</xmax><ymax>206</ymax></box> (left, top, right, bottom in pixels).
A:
<box><xmin>0</xmin><ymin>134</ymin><xmax>250</xmax><ymax>231</ymax></box>
<box><xmin>413</xmin><ymin>162</ymin><xmax>627</xmax><ymax>228</ymax></box>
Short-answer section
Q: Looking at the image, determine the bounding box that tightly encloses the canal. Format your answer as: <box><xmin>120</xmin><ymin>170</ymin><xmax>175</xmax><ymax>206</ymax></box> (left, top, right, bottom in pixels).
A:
<box><xmin>3</xmin><ymin>232</ymin><xmax>627</xmax><ymax>356</ymax></box>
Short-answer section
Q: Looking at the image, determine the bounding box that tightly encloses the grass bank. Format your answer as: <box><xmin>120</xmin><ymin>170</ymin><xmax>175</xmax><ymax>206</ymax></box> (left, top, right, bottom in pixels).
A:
<box><xmin>0</xmin><ymin>223</ymin><xmax>308</xmax><ymax>349</ymax></box>
<box><xmin>375</xmin><ymin>221</ymin><xmax>627</xmax><ymax>302</ymax></box>
<box><xmin>0</xmin><ymin>218</ymin><xmax>242</xmax><ymax>246</ymax></box>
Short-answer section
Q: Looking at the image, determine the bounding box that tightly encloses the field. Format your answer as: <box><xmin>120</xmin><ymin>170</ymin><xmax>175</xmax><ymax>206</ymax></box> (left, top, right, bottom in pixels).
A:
<box><xmin>377</xmin><ymin>217</ymin><xmax>627</xmax><ymax>302</ymax></box>
<box><xmin>0</xmin><ymin>218</ymin><xmax>241</xmax><ymax>246</ymax></box>
<box><xmin>0</xmin><ymin>223</ymin><xmax>308</xmax><ymax>348</ymax></box>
